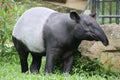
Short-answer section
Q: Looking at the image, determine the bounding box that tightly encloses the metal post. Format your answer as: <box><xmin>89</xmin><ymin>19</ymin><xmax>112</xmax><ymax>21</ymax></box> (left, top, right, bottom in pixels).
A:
<box><xmin>119</xmin><ymin>0</ymin><xmax>120</xmax><ymax>24</ymax></box>
<box><xmin>109</xmin><ymin>1</ymin><xmax>112</xmax><ymax>23</ymax></box>
<box><xmin>102</xmin><ymin>0</ymin><xmax>105</xmax><ymax>24</ymax></box>
<box><xmin>96</xmin><ymin>0</ymin><xmax>100</xmax><ymax>21</ymax></box>
<box><xmin>116</xmin><ymin>0</ymin><xmax>119</xmax><ymax>24</ymax></box>
<box><xmin>92</xmin><ymin>0</ymin><xmax>96</xmax><ymax>13</ymax></box>
<box><xmin>118</xmin><ymin>0</ymin><xmax>120</xmax><ymax>24</ymax></box>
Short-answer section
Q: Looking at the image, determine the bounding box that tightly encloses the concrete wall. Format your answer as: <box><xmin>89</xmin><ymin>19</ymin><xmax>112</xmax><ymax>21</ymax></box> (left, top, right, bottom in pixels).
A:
<box><xmin>44</xmin><ymin>0</ymin><xmax>87</xmax><ymax>10</ymax></box>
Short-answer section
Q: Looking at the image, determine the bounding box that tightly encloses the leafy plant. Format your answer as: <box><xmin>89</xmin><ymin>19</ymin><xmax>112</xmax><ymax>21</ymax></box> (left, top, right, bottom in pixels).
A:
<box><xmin>0</xmin><ymin>1</ymin><xmax>13</xmax><ymax>55</ymax></box>
<box><xmin>0</xmin><ymin>0</ymin><xmax>27</xmax><ymax>56</ymax></box>
<box><xmin>72</xmin><ymin>56</ymin><xmax>105</xmax><ymax>75</ymax></box>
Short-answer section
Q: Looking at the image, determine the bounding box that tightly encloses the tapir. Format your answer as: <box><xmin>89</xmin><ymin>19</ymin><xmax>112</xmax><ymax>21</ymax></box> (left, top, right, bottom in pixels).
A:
<box><xmin>12</xmin><ymin>7</ymin><xmax>109</xmax><ymax>73</ymax></box>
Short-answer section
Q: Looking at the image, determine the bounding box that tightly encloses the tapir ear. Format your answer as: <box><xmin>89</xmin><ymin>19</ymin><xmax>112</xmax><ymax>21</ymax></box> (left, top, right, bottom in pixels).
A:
<box><xmin>89</xmin><ymin>12</ymin><xmax>96</xmax><ymax>18</ymax></box>
<box><xmin>70</xmin><ymin>11</ymin><xmax>80</xmax><ymax>23</ymax></box>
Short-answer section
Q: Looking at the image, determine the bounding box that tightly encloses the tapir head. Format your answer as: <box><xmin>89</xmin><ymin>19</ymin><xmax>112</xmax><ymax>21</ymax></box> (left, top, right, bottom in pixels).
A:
<box><xmin>70</xmin><ymin>11</ymin><xmax>109</xmax><ymax>46</ymax></box>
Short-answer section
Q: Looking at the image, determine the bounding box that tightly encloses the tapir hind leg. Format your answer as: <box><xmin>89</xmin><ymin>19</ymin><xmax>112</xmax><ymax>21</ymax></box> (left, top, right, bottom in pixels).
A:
<box><xmin>12</xmin><ymin>36</ymin><xmax>29</xmax><ymax>73</ymax></box>
<box><xmin>30</xmin><ymin>52</ymin><xmax>42</xmax><ymax>73</ymax></box>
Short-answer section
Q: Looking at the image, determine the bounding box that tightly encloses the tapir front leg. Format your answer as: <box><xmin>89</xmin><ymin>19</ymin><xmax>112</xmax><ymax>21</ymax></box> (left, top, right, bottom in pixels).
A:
<box><xmin>45</xmin><ymin>47</ymin><xmax>61</xmax><ymax>73</ymax></box>
<box><xmin>63</xmin><ymin>51</ymin><xmax>73</xmax><ymax>73</ymax></box>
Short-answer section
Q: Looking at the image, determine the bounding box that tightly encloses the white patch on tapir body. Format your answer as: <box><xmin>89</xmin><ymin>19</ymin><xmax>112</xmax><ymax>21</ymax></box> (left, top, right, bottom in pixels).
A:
<box><xmin>12</xmin><ymin>7</ymin><xmax>57</xmax><ymax>53</ymax></box>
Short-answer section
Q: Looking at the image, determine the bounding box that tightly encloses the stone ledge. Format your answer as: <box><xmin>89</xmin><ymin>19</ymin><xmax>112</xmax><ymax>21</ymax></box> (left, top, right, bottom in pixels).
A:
<box><xmin>80</xmin><ymin>24</ymin><xmax>120</xmax><ymax>72</ymax></box>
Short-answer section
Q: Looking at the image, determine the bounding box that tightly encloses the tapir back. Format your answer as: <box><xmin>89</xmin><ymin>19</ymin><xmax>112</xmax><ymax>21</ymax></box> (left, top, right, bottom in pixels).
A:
<box><xmin>12</xmin><ymin>7</ymin><xmax>57</xmax><ymax>53</ymax></box>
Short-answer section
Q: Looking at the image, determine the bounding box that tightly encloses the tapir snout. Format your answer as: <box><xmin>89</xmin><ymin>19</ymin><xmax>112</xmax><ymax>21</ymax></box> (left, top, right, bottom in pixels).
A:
<box><xmin>79</xmin><ymin>14</ymin><xmax>109</xmax><ymax>46</ymax></box>
<box><xmin>88</xmin><ymin>25</ymin><xmax>109</xmax><ymax>46</ymax></box>
<box><xmin>95</xmin><ymin>28</ymin><xmax>109</xmax><ymax>46</ymax></box>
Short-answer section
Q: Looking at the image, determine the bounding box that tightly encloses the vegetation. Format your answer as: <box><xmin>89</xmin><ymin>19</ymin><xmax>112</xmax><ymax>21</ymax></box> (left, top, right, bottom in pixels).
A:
<box><xmin>97</xmin><ymin>1</ymin><xmax>120</xmax><ymax>24</ymax></box>
<box><xmin>0</xmin><ymin>0</ymin><xmax>120</xmax><ymax>80</ymax></box>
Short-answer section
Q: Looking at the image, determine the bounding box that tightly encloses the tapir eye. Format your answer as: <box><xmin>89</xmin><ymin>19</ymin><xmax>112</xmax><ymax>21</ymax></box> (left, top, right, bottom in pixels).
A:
<box><xmin>86</xmin><ymin>22</ymin><xmax>92</xmax><ymax>26</ymax></box>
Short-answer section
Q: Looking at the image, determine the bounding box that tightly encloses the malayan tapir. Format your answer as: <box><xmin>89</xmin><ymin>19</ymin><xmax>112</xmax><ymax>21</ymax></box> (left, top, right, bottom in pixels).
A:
<box><xmin>12</xmin><ymin>7</ymin><xmax>109</xmax><ymax>73</ymax></box>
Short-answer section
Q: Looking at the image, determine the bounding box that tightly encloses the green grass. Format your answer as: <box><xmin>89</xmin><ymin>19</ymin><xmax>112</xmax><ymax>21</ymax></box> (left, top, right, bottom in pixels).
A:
<box><xmin>0</xmin><ymin>53</ymin><xmax>119</xmax><ymax>80</ymax></box>
<box><xmin>0</xmin><ymin>52</ymin><xmax>120</xmax><ymax>80</ymax></box>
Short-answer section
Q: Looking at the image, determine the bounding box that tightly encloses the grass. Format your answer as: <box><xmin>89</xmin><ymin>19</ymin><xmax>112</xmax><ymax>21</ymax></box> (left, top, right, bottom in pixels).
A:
<box><xmin>0</xmin><ymin>53</ymin><xmax>119</xmax><ymax>80</ymax></box>
<box><xmin>0</xmin><ymin>52</ymin><xmax>120</xmax><ymax>80</ymax></box>
<box><xmin>0</xmin><ymin>0</ymin><xmax>120</xmax><ymax>80</ymax></box>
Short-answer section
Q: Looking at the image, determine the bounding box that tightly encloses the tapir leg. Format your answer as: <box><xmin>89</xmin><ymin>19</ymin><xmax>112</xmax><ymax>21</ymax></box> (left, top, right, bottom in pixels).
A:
<box><xmin>30</xmin><ymin>53</ymin><xmax>42</xmax><ymax>73</ymax></box>
<box><xmin>19</xmin><ymin>51</ymin><xmax>29</xmax><ymax>73</ymax></box>
<box><xmin>45</xmin><ymin>48</ymin><xmax>61</xmax><ymax>73</ymax></box>
<box><xmin>63</xmin><ymin>51</ymin><xmax>73</xmax><ymax>73</ymax></box>
<box><xmin>12</xmin><ymin>36</ymin><xmax>29</xmax><ymax>73</ymax></box>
